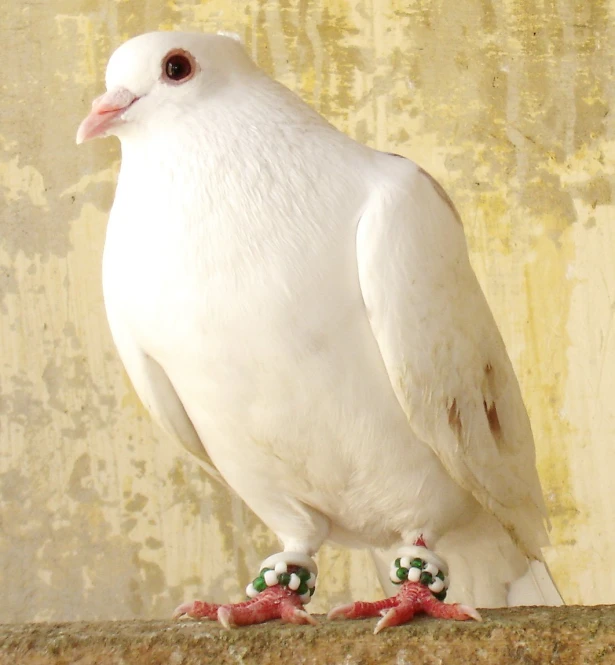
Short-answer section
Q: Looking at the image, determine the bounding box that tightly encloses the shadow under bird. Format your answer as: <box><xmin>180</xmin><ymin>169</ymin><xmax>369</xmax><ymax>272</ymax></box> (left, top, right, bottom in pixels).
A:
<box><xmin>77</xmin><ymin>30</ymin><xmax>563</xmax><ymax>632</ymax></box>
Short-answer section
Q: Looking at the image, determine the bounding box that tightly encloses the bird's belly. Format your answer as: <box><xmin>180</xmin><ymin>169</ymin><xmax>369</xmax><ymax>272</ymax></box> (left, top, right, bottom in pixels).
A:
<box><xmin>153</xmin><ymin>291</ymin><xmax>473</xmax><ymax>547</ymax></box>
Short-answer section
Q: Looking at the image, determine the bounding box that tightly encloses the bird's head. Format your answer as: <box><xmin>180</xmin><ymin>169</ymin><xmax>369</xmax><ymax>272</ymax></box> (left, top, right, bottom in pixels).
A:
<box><xmin>76</xmin><ymin>31</ymin><xmax>252</xmax><ymax>145</ymax></box>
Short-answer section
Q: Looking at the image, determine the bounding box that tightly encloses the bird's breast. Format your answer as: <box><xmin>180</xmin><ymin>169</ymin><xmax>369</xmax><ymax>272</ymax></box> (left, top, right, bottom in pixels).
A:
<box><xmin>103</xmin><ymin>176</ymin><xmax>364</xmax><ymax>376</ymax></box>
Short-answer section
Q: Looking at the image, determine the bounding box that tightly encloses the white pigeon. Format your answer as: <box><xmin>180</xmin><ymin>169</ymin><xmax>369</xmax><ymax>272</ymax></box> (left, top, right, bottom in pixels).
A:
<box><xmin>77</xmin><ymin>31</ymin><xmax>562</xmax><ymax>632</ymax></box>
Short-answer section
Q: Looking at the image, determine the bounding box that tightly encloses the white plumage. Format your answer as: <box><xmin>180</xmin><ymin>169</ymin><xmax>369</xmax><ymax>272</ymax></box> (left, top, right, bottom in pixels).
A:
<box><xmin>79</xmin><ymin>31</ymin><xmax>562</xmax><ymax>611</ymax></box>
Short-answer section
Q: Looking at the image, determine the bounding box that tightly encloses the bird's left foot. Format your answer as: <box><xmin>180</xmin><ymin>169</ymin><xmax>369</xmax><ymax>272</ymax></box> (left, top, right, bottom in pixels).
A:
<box><xmin>328</xmin><ymin>580</ymin><xmax>481</xmax><ymax>633</ymax></box>
<box><xmin>173</xmin><ymin>552</ymin><xmax>318</xmax><ymax>628</ymax></box>
<box><xmin>328</xmin><ymin>545</ymin><xmax>481</xmax><ymax>633</ymax></box>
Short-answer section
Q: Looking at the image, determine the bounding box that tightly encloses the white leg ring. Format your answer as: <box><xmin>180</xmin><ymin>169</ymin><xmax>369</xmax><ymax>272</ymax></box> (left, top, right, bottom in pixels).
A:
<box><xmin>260</xmin><ymin>551</ymin><xmax>318</xmax><ymax>577</ymax></box>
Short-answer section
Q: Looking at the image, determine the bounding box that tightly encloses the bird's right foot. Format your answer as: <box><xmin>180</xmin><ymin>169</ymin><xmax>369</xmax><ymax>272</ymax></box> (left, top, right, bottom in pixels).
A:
<box><xmin>173</xmin><ymin>552</ymin><xmax>318</xmax><ymax>628</ymax></box>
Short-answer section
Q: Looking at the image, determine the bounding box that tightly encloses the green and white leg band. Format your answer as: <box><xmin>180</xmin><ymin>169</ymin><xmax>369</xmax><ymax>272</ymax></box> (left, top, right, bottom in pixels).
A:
<box><xmin>389</xmin><ymin>546</ymin><xmax>450</xmax><ymax>601</ymax></box>
<box><xmin>245</xmin><ymin>552</ymin><xmax>317</xmax><ymax>605</ymax></box>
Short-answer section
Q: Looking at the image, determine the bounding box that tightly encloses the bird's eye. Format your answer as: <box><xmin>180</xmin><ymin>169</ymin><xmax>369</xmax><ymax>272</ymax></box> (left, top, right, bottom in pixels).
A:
<box><xmin>162</xmin><ymin>50</ymin><xmax>195</xmax><ymax>84</ymax></box>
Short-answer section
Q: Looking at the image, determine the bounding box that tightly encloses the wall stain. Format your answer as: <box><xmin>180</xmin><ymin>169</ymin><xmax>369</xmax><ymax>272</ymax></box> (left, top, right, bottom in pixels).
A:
<box><xmin>2</xmin><ymin>0</ymin><xmax>615</xmax><ymax>620</ymax></box>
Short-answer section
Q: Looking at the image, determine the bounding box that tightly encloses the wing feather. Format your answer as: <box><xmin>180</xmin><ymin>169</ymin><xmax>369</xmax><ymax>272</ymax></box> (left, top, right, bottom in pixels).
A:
<box><xmin>356</xmin><ymin>156</ymin><xmax>549</xmax><ymax>558</ymax></box>
<box><xmin>106</xmin><ymin>311</ymin><xmax>223</xmax><ymax>483</ymax></box>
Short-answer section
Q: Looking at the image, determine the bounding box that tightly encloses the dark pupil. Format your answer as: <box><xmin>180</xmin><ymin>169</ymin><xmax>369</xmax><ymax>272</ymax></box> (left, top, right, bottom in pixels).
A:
<box><xmin>166</xmin><ymin>56</ymin><xmax>191</xmax><ymax>81</ymax></box>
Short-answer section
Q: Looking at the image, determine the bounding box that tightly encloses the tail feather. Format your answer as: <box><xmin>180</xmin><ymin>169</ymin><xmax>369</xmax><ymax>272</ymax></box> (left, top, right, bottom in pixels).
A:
<box><xmin>507</xmin><ymin>560</ymin><xmax>563</xmax><ymax>607</ymax></box>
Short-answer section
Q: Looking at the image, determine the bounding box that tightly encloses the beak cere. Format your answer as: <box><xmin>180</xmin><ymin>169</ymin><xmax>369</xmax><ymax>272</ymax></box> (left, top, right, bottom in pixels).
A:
<box><xmin>76</xmin><ymin>87</ymin><xmax>138</xmax><ymax>144</ymax></box>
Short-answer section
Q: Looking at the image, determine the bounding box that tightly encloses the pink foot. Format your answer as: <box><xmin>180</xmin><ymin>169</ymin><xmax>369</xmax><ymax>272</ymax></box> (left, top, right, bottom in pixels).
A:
<box><xmin>328</xmin><ymin>581</ymin><xmax>481</xmax><ymax>634</ymax></box>
<box><xmin>173</xmin><ymin>584</ymin><xmax>318</xmax><ymax>629</ymax></box>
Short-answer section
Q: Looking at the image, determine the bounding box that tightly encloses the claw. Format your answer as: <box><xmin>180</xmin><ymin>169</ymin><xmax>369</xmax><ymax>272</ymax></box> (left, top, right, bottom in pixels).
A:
<box><xmin>327</xmin><ymin>603</ymin><xmax>355</xmax><ymax>621</ymax></box>
<box><xmin>281</xmin><ymin>605</ymin><xmax>319</xmax><ymax>626</ymax></box>
<box><xmin>172</xmin><ymin>602</ymin><xmax>192</xmax><ymax>620</ymax></box>
<box><xmin>173</xmin><ymin>599</ymin><xmax>219</xmax><ymax>621</ymax></box>
<box><xmin>375</xmin><ymin>606</ymin><xmax>413</xmax><ymax>634</ymax></box>
<box><xmin>455</xmin><ymin>604</ymin><xmax>483</xmax><ymax>622</ymax></box>
<box><xmin>217</xmin><ymin>606</ymin><xmax>233</xmax><ymax>629</ymax></box>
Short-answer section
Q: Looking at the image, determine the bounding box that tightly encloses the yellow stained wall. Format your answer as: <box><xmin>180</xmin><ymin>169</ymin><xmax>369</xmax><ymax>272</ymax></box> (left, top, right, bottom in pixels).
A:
<box><xmin>1</xmin><ymin>0</ymin><xmax>613</xmax><ymax>621</ymax></box>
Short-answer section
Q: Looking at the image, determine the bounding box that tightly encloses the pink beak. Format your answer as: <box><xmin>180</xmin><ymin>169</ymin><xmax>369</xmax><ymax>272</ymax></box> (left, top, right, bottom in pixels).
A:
<box><xmin>76</xmin><ymin>87</ymin><xmax>138</xmax><ymax>144</ymax></box>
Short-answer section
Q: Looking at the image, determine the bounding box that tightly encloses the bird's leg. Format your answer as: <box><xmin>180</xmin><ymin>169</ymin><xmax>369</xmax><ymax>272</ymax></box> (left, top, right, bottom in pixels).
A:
<box><xmin>173</xmin><ymin>552</ymin><xmax>318</xmax><ymax>628</ymax></box>
<box><xmin>328</xmin><ymin>539</ymin><xmax>481</xmax><ymax>634</ymax></box>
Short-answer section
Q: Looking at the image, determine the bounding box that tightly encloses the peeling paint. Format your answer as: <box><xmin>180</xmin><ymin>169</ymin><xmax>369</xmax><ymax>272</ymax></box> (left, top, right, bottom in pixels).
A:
<box><xmin>1</xmin><ymin>0</ymin><xmax>614</xmax><ymax>622</ymax></box>
<box><xmin>0</xmin><ymin>155</ymin><xmax>49</xmax><ymax>208</ymax></box>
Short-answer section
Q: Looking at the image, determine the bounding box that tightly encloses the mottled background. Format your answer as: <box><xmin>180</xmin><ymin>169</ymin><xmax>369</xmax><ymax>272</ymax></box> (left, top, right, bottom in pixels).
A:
<box><xmin>1</xmin><ymin>0</ymin><xmax>612</xmax><ymax>623</ymax></box>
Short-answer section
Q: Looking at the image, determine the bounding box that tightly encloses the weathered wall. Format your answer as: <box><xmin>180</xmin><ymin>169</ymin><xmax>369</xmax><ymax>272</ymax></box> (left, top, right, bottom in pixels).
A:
<box><xmin>1</xmin><ymin>0</ymin><xmax>613</xmax><ymax>622</ymax></box>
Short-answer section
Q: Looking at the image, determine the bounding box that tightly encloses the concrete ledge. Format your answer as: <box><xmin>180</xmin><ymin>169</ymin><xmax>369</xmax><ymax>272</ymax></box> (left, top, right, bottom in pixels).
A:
<box><xmin>2</xmin><ymin>607</ymin><xmax>615</xmax><ymax>664</ymax></box>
